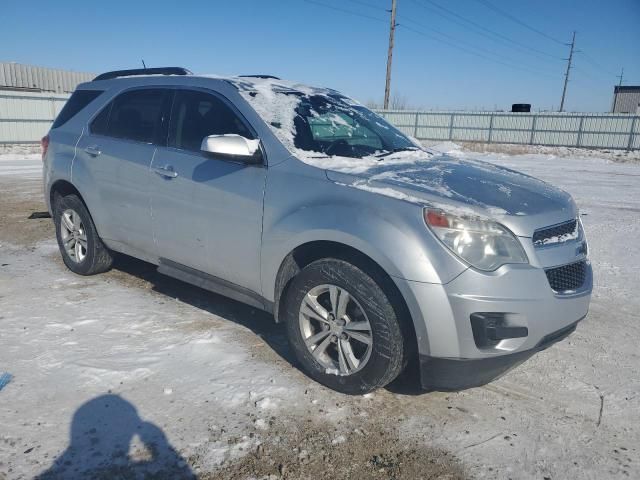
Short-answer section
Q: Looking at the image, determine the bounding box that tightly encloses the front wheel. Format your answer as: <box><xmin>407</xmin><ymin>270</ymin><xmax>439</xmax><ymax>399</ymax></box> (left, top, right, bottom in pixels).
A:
<box><xmin>284</xmin><ymin>258</ymin><xmax>405</xmax><ymax>395</ymax></box>
<box><xmin>53</xmin><ymin>194</ymin><xmax>113</xmax><ymax>275</ymax></box>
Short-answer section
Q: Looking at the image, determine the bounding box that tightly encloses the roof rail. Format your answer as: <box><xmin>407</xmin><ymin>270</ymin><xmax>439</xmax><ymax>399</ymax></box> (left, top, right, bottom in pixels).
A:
<box><xmin>238</xmin><ymin>75</ymin><xmax>281</xmax><ymax>80</ymax></box>
<box><xmin>93</xmin><ymin>67</ymin><xmax>192</xmax><ymax>81</ymax></box>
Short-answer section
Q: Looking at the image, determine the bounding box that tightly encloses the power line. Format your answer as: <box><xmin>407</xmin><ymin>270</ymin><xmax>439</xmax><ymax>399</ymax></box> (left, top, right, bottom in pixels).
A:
<box><xmin>343</xmin><ymin>0</ymin><xmax>383</xmax><ymax>10</ymax></box>
<box><xmin>320</xmin><ymin>0</ymin><xmax>566</xmax><ymax>72</ymax></box>
<box><xmin>303</xmin><ymin>0</ymin><xmax>386</xmax><ymax>23</ymax></box>
<box><xmin>473</xmin><ymin>0</ymin><xmax>567</xmax><ymax>45</ymax></box>
<box><xmin>414</xmin><ymin>0</ymin><xmax>564</xmax><ymax>62</ymax></box>
<box><xmin>578</xmin><ymin>51</ymin><xmax>619</xmax><ymax>78</ymax></box>
<box><xmin>304</xmin><ymin>0</ymin><xmax>608</xmax><ymax>95</ymax></box>
<box><xmin>347</xmin><ymin>0</ymin><xmax>564</xmax><ymax>66</ymax></box>
<box><xmin>572</xmin><ymin>67</ymin><xmax>611</xmax><ymax>86</ymax></box>
<box><xmin>305</xmin><ymin>0</ymin><xmax>560</xmax><ymax>80</ymax></box>
<box><xmin>397</xmin><ymin>17</ymin><xmax>559</xmax><ymax>76</ymax></box>
<box><xmin>348</xmin><ymin>0</ymin><xmax>565</xmax><ymax>63</ymax></box>
<box><xmin>366</xmin><ymin>0</ymin><xmax>618</xmax><ymax>90</ymax></box>
<box><xmin>398</xmin><ymin>23</ymin><xmax>558</xmax><ymax>80</ymax></box>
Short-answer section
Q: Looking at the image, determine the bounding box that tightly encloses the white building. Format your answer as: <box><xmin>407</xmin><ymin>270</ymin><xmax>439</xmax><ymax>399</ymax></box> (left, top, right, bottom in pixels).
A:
<box><xmin>612</xmin><ymin>85</ymin><xmax>640</xmax><ymax>114</ymax></box>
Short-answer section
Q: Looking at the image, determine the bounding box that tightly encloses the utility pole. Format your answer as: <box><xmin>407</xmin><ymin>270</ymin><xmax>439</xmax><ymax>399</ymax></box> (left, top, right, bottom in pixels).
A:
<box><xmin>383</xmin><ymin>0</ymin><xmax>397</xmax><ymax>110</ymax></box>
<box><xmin>559</xmin><ymin>31</ymin><xmax>576</xmax><ymax>112</ymax></box>
<box><xmin>613</xmin><ymin>67</ymin><xmax>624</xmax><ymax>112</ymax></box>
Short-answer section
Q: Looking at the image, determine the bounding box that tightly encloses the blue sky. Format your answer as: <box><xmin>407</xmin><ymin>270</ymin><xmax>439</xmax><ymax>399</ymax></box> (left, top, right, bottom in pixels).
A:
<box><xmin>3</xmin><ymin>0</ymin><xmax>639</xmax><ymax>112</ymax></box>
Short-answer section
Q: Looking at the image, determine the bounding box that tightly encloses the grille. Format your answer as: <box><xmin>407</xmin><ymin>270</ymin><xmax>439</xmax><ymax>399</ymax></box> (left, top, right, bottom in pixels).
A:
<box><xmin>533</xmin><ymin>219</ymin><xmax>578</xmax><ymax>247</ymax></box>
<box><xmin>545</xmin><ymin>261</ymin><xmax>587</xmax><ymax>293</ymax></box>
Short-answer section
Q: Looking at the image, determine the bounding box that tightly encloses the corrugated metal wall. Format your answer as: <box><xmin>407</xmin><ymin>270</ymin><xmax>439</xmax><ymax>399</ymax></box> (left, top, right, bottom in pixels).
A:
<box><xmin>0</xmin><ymin>91</ymin><xmax>69</xmax><ymax>143</ymax></box>
<box><xmin>376</xmin><ymin>110</ymin><xmax>640</xmax><ymax>150</ymax></box>
<box><xmin>0</xmin><ymin>62</ymin><xmax>94</xmax><ymax>94</ymax></box>
<box><xmin>612</xmin><ymin>90</ymin><xmax>640</xmax><ymax>114</ymax></box>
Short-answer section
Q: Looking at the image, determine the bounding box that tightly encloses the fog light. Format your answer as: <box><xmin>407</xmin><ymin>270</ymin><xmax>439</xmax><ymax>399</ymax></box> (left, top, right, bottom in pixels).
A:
<box><xmin>470</xmin><ymin>313</ymin><xmax>528</xmax><ymax>349</ymax></box>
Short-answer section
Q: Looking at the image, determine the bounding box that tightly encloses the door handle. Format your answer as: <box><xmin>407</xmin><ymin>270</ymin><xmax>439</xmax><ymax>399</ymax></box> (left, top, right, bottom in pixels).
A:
<box><xmin>153</xmin><ymin>165</ymin><xmax>178</xmax><ymax>178</ymax></box>
<box><xmin>84</xmin><ymin>145</ymin><xmax>101</xmax><ymax>157</ymax></box>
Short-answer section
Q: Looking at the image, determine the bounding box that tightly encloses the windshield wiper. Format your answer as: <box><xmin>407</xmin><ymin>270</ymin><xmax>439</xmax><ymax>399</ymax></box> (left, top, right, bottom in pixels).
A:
<box><xmin>375</xmin><ymin>147</ymin><xmax>419</xmax><ymax>158</ymax></box>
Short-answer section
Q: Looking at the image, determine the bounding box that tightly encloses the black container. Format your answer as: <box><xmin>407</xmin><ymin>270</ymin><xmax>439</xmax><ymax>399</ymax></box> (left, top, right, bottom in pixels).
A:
<box><xmin>512</xmin><ymin>103</ymin><xmax>531</xmax><ymax>113</ymax></box>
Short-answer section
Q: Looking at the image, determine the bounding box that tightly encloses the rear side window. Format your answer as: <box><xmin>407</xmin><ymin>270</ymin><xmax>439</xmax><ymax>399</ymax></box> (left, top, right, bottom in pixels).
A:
<box><xmin>168</xmin><ymin>90</ymin><xmax>254</xmax><ymax>152</ymax></box>
<box><xmin>93</xmin><ymin>89</ymin><xmax>168</xmax><ymax>144</ymax></box>
<box><xmin>52</xmin><ymin>90</ymin><xmax>104</xmax><ymax>129</ymax></box>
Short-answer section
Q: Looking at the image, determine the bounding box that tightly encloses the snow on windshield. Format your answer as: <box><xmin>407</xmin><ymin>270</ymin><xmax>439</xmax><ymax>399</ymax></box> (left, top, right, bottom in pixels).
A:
<box><xmin>229</xmin><ymin>78</ymin><xmax>555</xmax><ymax>218</ymax></box>
<box><xmin>231</xmin><ymin>77</ymin><xmax>433</xmax><ymax>175</ymax></box>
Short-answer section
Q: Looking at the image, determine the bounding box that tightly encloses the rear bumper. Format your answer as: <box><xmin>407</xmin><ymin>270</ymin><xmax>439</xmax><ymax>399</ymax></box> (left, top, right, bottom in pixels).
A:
<box><xmin>419</xmin><ymin>319</ymin><xmax>580</xmax><ymax>390</ymax></box>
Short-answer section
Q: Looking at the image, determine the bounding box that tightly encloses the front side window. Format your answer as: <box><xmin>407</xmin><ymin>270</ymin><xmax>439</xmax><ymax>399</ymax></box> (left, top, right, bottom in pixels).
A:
<box><xmin>293</xmin><ymin>94</ymin><xmax>415</xmax><ymax>158</ymax></box>
<box><xmin>99</xmin><ymin>89</ymin><xmax>167</xmax><ymax>143</ymax></box>
<box><xmin>168</xmin><ymin>90</ymin><xmax>253</xmax><ymax>152</ymax></box>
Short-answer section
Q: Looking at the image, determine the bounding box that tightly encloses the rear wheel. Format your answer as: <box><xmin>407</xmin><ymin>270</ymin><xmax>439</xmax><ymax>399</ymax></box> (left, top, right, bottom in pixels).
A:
<box><xmin>53</xmin><ymin>194</ymin><xmax>113</xmax><ymax>275</ymax></box>
<box><xmin>284</xmin><ymin>258</ymin><xmax>405</xmax><ymax>394</ymax></box>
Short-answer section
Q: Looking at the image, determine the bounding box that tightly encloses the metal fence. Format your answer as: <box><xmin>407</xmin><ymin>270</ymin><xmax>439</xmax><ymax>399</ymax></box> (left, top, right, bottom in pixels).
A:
<box><xmin>1</xmin><ymin>90</ymin><xmax>639</xmax><ymax>150</ymax></box>
<box><xmin>375</xmin><ymin>110</ymin><xmax>640</xmax><ymax>150</ymax></box>
<box><xmin>0</xmin><ymin>90</ymin><xmax>70</xmax><ymax>144</ymax></box>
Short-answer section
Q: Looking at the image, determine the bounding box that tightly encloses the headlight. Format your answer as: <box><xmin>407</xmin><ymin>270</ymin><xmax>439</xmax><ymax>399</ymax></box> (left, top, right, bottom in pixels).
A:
<box><xmin>424</xmin><ymin>209</ymin><xmax>528</xmax><ymax>271</ymax></box>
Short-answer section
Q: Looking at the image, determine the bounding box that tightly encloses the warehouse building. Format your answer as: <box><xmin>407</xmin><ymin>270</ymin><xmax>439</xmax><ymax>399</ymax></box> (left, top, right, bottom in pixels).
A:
<box><xmin>0</xmin><ymin>63</ymin><xmax>94</xmax><ymax>144</ymax></box>
<box><xmin>611</xmin><ymin>85</ymin><xmax>640</xmax><ymax>114</ymax></box>
<box><xmin>0</xmin><ymin>62</ymin><xmax>93</xmax><ymax>93</ymax></box>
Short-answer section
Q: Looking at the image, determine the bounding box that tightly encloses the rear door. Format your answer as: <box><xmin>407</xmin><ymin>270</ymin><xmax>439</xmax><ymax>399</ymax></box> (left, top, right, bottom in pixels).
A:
<box><xmin>150</xmin><ymin>88</ymin><xmax>266</xmax><ymax>293</ymax></box>
<box><xmin>75</xmin><ymin>88</ymin><xmax>171</xmax><ymax>255</ymax></box>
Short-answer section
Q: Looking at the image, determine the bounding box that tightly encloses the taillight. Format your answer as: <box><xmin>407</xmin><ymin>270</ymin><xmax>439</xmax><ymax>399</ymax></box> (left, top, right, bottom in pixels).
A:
<box><xmin>41</xmin><ymin>134</ymin><xmax>50</xmax><ymax>161</ymax></box>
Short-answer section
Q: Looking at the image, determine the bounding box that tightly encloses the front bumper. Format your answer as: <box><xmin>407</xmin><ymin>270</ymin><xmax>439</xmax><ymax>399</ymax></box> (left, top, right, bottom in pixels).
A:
<box><xmin>393</xmin><ymin>261</ymin><xmax>592</xmax><ymax>390</ymax></box>
<box><xmin>419</xmin><ymin>319</ymin><xmax>581</xmax><ymax>390</ymax></box>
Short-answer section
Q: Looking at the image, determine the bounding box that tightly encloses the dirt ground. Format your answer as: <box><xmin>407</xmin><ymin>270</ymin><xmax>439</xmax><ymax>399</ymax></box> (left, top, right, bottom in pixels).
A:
<box><xmin>1</xmin><ymin>151</ymin><xmax>639</xmax><ymax>479</ymax></box>
<box><xmin>0</xmin><ymin>170</ymin><xmax>466</xmax><ymax>479</ymax></box>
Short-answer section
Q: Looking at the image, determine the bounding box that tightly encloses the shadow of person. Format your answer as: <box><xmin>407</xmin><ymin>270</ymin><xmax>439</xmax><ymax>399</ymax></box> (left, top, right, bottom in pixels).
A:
<box><xmin>37</xmin><ymin>394</ymin><xmax>195</xmax><ymax>479</ymax></box>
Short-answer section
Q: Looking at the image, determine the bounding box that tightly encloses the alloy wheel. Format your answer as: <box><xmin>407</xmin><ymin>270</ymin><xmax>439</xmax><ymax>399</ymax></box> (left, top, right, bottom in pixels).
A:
<box><xmin>298</xmin><ymin>284</ymin><xmax>373</xmax><ymax>376</ymax></box>
<box><xmin>60</xmin><ymin>208</ymin><xmax>88</xmax><ymax>263</ymax></box>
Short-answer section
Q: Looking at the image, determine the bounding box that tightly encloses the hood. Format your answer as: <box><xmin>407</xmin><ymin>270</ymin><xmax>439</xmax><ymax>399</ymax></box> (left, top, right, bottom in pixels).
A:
<box><xmin>325</xmin><ymin>153</ymin><xmax>577</xmax><ymax>237</ymax></box>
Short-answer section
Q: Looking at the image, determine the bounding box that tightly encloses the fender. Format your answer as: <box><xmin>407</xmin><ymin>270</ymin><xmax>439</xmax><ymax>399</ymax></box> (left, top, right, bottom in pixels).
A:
<box><xmin>260</xmin><ymin>160</ymin><xmax>468</xmax><ymax>304</ymax></box>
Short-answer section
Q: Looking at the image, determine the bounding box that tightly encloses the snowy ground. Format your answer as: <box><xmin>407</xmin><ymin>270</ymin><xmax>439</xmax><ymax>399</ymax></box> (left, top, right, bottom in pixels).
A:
<box><xmin>0</xmin><ymin>146</ymin><xmax>638</xmax><ymax>479</ymax></box>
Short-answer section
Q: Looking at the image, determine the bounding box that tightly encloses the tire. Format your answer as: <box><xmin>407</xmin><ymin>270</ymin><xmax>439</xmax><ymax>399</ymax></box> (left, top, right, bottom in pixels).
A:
<box><xmin>284</xmin><ymin>258</ymin><xmax>405</xmax><ymax>395</ymax></box>
<box><xmin>53</xmin><ymin>194</ymin><xmax>113</xmax><ymax>275</ymax></box>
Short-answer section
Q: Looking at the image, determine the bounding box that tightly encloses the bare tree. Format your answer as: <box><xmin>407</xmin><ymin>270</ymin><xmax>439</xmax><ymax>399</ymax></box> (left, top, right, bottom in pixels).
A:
<box><xmin>366</xmin><ymin>93</ymin><xmax>412</xmax><ymax>110</ymax></box>
<box><xmin>389</xmin><ymin>93</ymin><xmax>409</xmax><ymax>110</ymax></box>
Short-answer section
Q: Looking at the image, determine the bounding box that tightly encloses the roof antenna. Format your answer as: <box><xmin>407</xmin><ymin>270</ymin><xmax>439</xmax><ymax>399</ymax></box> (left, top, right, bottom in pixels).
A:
<box><xmin>141</xmin><ymin>59</ymin><xmax>147</xmax><ymax>69</ymax></box>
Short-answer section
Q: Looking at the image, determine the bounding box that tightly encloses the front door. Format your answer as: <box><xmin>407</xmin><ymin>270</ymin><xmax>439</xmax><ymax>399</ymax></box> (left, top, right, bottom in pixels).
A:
<box><xmin>150</xmin><ymin>88</ymin><xmax>266</xmax><ymax>294</ymax></box>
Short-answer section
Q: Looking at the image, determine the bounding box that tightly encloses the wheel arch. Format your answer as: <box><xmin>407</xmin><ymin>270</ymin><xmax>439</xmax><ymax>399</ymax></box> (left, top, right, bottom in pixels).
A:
<box><xmin>49</xmin><ymin>180</ymin><xmax>105</xmax><ymax>240</ymax></box>
<box><xmin>272</xmin><ymin>240</ymin><xmax>419</xmax><ymax>362</ymax></box>
<box><xmin>49</xmin><ymin>179</ymin><xmax>85</xmax><ymax>212</ymax></box>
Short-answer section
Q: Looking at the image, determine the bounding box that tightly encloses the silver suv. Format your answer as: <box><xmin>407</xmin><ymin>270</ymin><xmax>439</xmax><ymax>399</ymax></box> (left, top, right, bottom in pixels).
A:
<box><xmin>43</xmin><ymin>67</ymin><xmax>592</xmax><ymax>394</ymax></box>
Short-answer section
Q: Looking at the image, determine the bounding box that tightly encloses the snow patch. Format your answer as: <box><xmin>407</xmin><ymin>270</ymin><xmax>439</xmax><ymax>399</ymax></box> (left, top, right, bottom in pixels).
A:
<box><xmin>255</xmin><ymin>397</ymin><xmax>278</xmax><ymax>410</ymax></box>
<box><xmin>427</xmin><ymin>141</ymin><xmax>462</xmax><ymax>154</ymax></box>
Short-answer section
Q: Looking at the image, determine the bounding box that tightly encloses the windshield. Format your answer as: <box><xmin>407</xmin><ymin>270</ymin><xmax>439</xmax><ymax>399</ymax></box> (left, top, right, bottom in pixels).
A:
<box><xmin>232</xmin><ymin>78</ymin><xmax>422</xmax><ymax>164</ymax></box>
<box><xmin>292</xmin><ymin>94</ymin><xmax>417</xmax><ymax>158</ymax></box>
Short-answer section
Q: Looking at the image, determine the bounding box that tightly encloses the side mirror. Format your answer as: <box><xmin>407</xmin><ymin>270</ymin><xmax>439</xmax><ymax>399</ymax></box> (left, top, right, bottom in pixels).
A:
<box><xmin>200</xmin><ymin>134</ymin><xmax>263</xmax><ymax>164</ymax></box>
